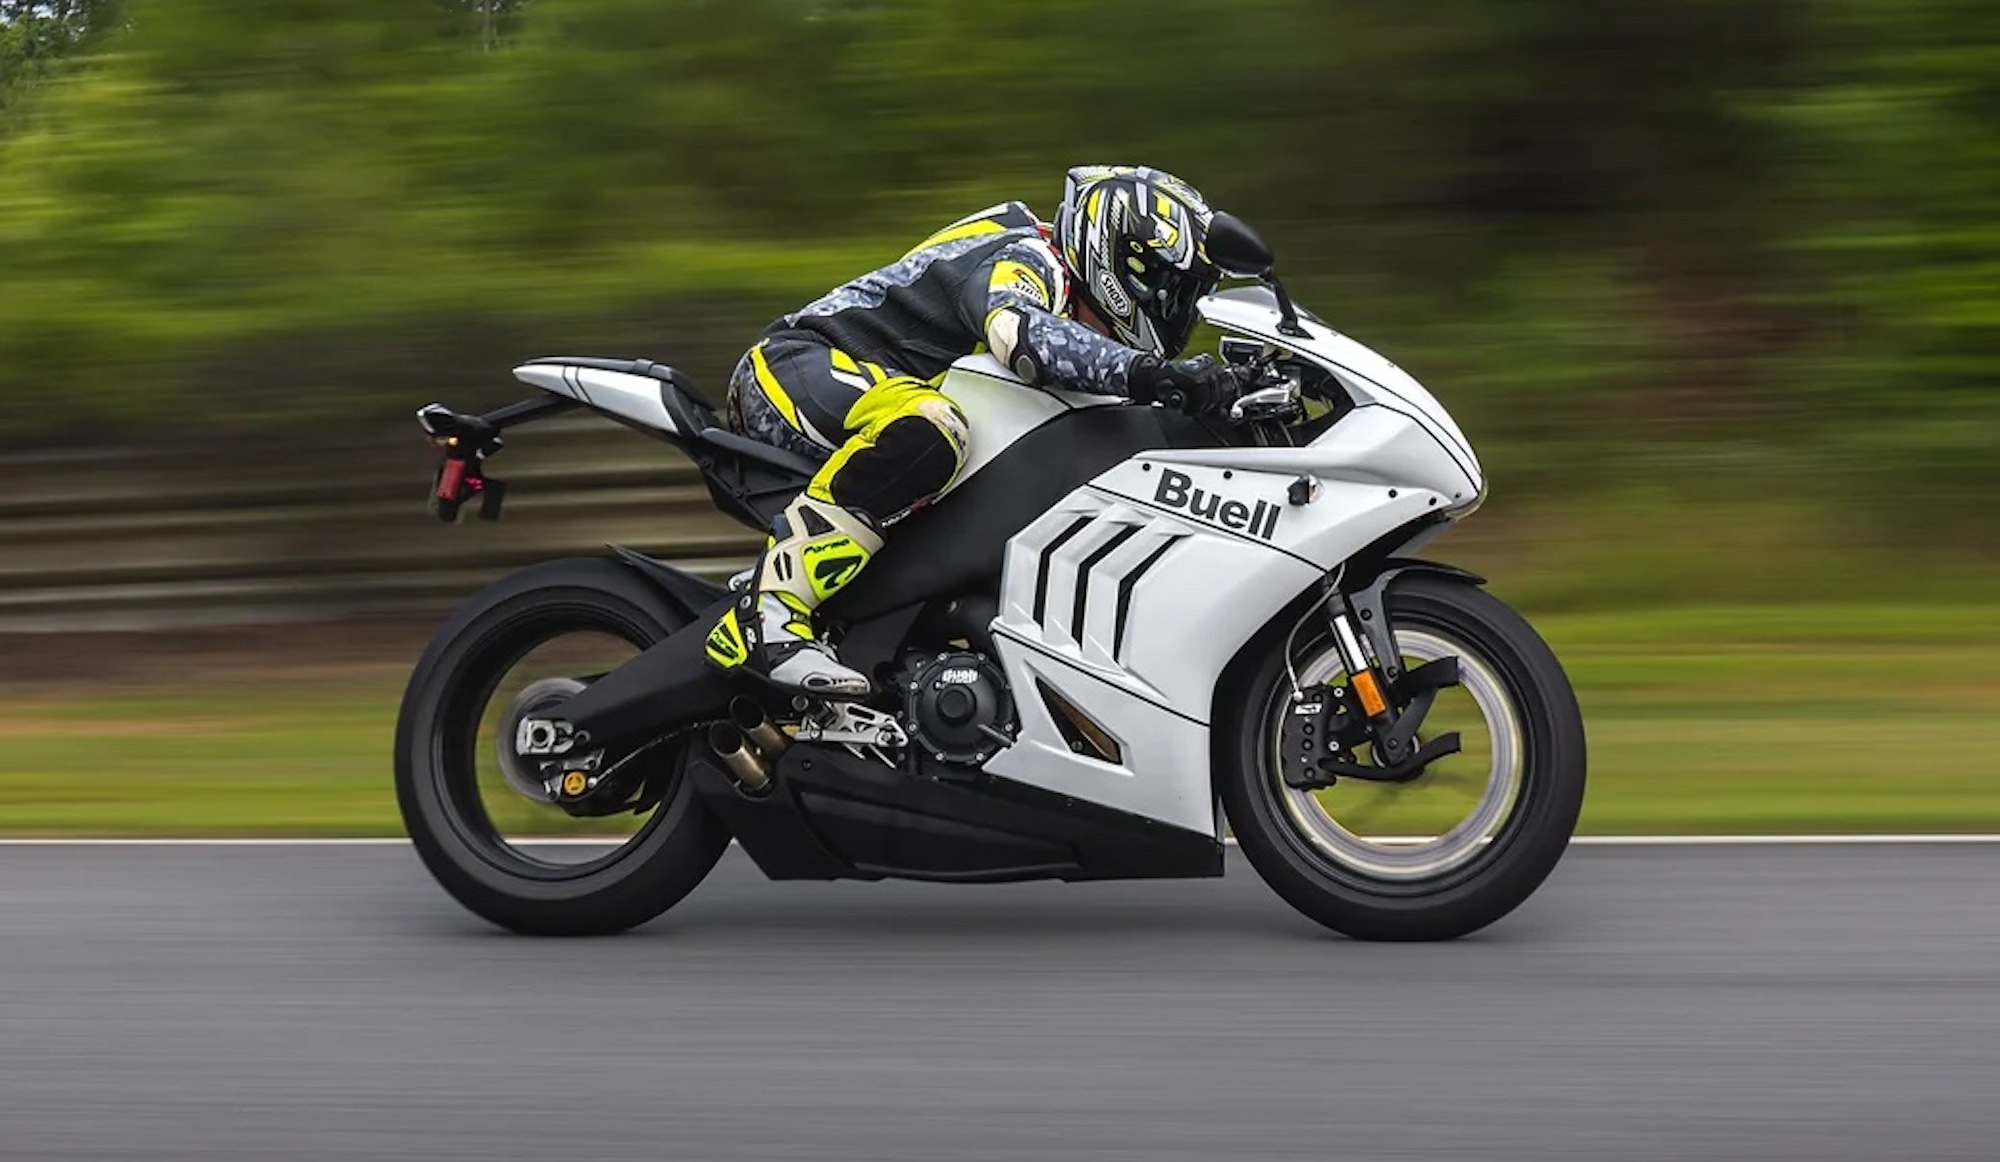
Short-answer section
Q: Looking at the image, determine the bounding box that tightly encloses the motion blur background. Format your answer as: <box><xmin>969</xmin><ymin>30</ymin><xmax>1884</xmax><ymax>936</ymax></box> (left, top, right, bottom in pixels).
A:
<box><xmin>0</xmin><ymin>0</ymin><xmax>1994</xmax><ymax>834</ymax></box>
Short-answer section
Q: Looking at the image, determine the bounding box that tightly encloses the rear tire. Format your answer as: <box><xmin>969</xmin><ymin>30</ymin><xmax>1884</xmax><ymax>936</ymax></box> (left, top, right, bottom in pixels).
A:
<box><xmin>1220</xmin><ymin>575</ymin><xmax>1585</xmax><ymax>940</ymax></box>
<box><xmin>395</xmin><ymin>558</ymin><xmax>729</xmax><ymax>935</ymax></box>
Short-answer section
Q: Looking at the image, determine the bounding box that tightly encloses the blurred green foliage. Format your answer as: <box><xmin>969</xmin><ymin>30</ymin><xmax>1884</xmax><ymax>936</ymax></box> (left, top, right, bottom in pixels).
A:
<box><xmin>0</xmin><ymin>0</ymin><xmax>1995</xmax><ymax>546</ymax></box>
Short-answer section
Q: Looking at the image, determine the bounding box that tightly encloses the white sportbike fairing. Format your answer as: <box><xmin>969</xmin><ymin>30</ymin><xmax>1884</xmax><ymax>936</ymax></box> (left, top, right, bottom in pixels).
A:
<box><xmin>400</xmin><ymin>228</ymin><xmax>1583</xmax><ymax>942</ymax></box>
<box><xmin>939</xmin><ymin>287</ymin><xmax>1482</xmax><ymax>835</ymax></box>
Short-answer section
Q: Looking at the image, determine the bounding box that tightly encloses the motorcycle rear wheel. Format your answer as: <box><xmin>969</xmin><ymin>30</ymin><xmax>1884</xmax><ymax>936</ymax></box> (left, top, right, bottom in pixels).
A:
<box><xmin>395</xmin><ymin>558</ymin><xmax>729</xmax><ymax>935</ymax></box>
<box><xmin>1221</xmin><ymin>575</ymin><xmax>1586</xmax><ymax>940</ymax></box>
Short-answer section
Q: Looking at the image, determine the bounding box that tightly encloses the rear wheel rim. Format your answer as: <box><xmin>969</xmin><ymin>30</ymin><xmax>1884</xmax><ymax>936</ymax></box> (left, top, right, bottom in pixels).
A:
<box><xmin>430</xmin><ymin>603</ymin><xmax>677</xmax><ymax>880</ymax></box>
<box><xmin>1265</xmin><ymin>626</ymin><xmax>1525</xmax><ymax>882</ymax></box>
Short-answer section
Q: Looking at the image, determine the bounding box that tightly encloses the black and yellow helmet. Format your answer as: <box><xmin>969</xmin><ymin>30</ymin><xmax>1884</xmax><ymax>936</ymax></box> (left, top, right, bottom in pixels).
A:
<box><xmin>1054</xmin><ymin>165</ymin><xmax>1220</xmax><ymax>359</ymax></box>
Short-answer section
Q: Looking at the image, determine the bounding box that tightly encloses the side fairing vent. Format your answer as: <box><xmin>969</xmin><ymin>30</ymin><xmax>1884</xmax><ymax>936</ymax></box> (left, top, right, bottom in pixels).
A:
<box><xmin>1110</xmin><ymin>538</ymin><xmax>1178</xmax><ymax>660</ymax></box>
<box><xmin>1013</xmin><ymin>500</ymin><xmax>1186</xmax><ymax>665</ymax></box>
<box><xmin>1037</xmin><ymin>680</ymin><xmax>1123</xmax><ymax>764</ymax></box>
<box><xmin>1070</xmin><ymin>525</ymin><xmax>1142</xmax><ymax>649</ymax></box>
<box><xmin>1031</xmin><ymin>517</ymin><xmax>1095</xmax><ymax>625</ymax></box>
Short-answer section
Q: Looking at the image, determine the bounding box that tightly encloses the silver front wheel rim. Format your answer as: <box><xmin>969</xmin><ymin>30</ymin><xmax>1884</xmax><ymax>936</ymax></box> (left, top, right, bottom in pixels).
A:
<box><xmin>1269</xmin><ymin>628</ymin><xmax>1525</xmax><ymax>880</ymax></box>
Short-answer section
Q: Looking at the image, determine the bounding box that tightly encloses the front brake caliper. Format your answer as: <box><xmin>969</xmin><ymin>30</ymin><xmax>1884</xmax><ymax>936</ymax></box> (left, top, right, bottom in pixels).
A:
<box><xmin>1280</xmin><ymin>685</ymin><xmax>1366</xmax><ymax>790</ymax></box>
<box><xmin>1281</xmin><ymin>657</ymin><xmax>1465</xmax><ymax>791</ymax></box>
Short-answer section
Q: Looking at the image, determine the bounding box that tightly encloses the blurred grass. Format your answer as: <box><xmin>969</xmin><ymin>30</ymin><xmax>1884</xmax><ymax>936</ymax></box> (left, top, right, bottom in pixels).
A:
<box><xmin>1551</xmin><ymin>605</ymin><xmax>2000</xmax><ymax>832</ymax></box>
<box><xmin>2</xmin><ymin>603</ymin><xmax>1996</xmax><ymax>836</ymax></box>
<box><xmin>0</xmin><ymin>684</ymin><xmax>402</xmax><ymax>834</ymax></box>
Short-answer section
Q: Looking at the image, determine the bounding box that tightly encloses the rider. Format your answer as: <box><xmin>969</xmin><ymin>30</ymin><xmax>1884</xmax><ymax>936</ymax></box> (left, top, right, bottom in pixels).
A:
<box><xmin>704</xmin><ymin>164</ymin><xmax>1244</xmax><ymax>696</ymax></box>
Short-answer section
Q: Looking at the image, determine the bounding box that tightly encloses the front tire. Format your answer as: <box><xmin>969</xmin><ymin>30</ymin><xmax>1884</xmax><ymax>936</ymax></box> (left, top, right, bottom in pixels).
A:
<box><xmin>395</xmin><ymin>558</ymin><xmax>729</xmax><ymax>935</ymax></box>
<box><xmin>1221</xmin><ymin>575</ymin><xmax>1586</xmax><ymax>940</ymax></box>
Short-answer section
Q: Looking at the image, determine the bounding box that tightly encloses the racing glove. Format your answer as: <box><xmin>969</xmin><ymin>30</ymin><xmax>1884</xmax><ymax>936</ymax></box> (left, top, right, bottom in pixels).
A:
<box><xmin>1127</xmin><ymin>354</ymin><xmax>1241</xmax><ymax>417</ymax></box>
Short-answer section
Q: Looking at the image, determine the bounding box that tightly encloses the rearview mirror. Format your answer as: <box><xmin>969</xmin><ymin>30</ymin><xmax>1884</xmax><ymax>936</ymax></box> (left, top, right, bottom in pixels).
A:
<box><xmin>1206</xmin><ymin>211</ymin><xmax>1276</xmax><ymax>278</ymax></box>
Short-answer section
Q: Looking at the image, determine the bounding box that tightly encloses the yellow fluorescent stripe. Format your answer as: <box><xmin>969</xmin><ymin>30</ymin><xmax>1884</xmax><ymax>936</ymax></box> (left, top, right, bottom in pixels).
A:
<box><xmin>862</xmin><ymin>360</ymin><xmax>889</xmax><ymax>385</ymax></box>
<box><xmin>750</xmin><ymin>343</ymin><xmax>804</xmax><ymax>431</ymax></box>
<box><xmin>829</xmin><ymin>348</ymin><xmax>860</xmax><ymax>374</ymax></box>
<box><xmin>904</xmin><ymin>218</ymin><xmax>1007</xmax><ymax>258</ymax></box>
<box><xmin>842</xmin><ymin>378</ymin><xmax>934</xmax><ymax>431</ymax></box>
<box><xmin>990</xmin><ymin>259</ymin><xmax>1051</xmax><ymax>306</ymax></box>
<box><xmin>806</xmin><ymin>444</ymin><xmax>856</xmax><ymax>503</ymax></box>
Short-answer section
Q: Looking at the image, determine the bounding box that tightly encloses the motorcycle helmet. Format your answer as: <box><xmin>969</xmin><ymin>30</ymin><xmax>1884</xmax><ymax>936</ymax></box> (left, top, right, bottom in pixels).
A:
<box><xmin>1053</xmin><ymin>165</ymin><xmax>1221</xmax><ymax>359</ymax></box>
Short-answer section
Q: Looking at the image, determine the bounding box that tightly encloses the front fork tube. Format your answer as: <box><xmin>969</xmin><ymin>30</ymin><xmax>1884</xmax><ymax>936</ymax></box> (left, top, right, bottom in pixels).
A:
<box><xmin>1282</xmin><ymin>566</ymin><xmax>1478</xmax><ymax>790</ymax></box>
<box><xmin>1327</xmin><ymin>611</ymin><xmax>1406</xmax><ymax>760</ymax></box>
<box><xmin>1328</xmin><ymin>573</ymin><xmax>1460</xmax><ymax>773</ymax></box>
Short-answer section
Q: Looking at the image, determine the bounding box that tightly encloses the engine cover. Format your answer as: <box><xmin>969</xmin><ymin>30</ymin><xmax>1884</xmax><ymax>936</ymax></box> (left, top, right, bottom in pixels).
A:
<box><xmin>903</xmin><ymin>651</ymin><xmax>1016</xmax><ymax>766</ymax></box>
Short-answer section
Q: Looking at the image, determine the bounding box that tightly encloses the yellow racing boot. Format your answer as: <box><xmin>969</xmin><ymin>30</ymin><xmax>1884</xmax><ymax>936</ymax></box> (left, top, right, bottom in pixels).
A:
<box><xmin>704</xmin><ymin>495</ymin><xmax>882</xmax><ymax>698</ymax></box>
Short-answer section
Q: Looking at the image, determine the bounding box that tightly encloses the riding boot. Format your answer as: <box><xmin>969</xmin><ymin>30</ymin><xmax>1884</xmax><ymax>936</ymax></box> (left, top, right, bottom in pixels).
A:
<box><xmin>703</xmin><ymin>494</ymin><xmax>883</xmax><ymax>697</ymax></box>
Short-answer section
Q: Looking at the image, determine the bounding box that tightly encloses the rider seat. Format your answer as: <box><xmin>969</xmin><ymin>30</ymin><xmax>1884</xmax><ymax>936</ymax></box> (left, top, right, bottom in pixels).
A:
<box><xmin>520</xmin><ymin>356</ymin><xmax>821</xmax><ymax>529</ymax></box>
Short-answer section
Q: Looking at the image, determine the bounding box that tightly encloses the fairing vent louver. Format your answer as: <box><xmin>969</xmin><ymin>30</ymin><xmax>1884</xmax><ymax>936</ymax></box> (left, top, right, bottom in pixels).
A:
<box><xmin>1111</xmin><ymin>538</ymin><xmax>1180</xmax><ymax>661</ymax></box>
<box><xmin>1070</xmin><ymin>526</ymin><xmax>1143</xmax><ymax>646</ymax></box>
<box><xmin>1037</xmin><ymin>680</ymin><xmax>1123</xmax><ymax>765</ymax></box>
<box><xmin>1031</xmin><ymin>516</ymin><xmax>1096</xmax><ymax>625</ymax></box>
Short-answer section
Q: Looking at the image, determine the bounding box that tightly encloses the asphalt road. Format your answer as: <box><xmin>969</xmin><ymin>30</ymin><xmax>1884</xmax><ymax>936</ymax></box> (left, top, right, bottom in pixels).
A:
<box><xmin>2</xmin><ymin>844</ymin><xmax>1997</xmax><ymax>1161</ymax></box>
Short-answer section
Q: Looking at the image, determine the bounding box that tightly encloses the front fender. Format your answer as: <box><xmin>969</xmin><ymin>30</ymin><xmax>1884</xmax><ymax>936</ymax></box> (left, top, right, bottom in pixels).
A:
<box><xmin>1339</xmin><ymin>557</ymin><xmax>1486</xmax><ymax>689</ymax></box>
<box><xmin>1345</xmin><ymin>556</ymin><xmax>1486</xmax><ymax>594</ymax></box>
<box><xmin>1208</xmin><ymin>542</ymin><xmax>1484</xmax><ymax>757</ymax></box>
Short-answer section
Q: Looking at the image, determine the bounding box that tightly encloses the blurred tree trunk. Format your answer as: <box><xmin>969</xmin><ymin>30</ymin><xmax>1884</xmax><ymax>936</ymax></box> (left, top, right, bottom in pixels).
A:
<box><xmin>1</xmin><ymin>0</ymin><xmax>120</xmax><ymax>116</ymax></box>
<box><xmin>433</xmin><ymin>0</ymin><xmax>526</xmax><ymax>50</ymax></box>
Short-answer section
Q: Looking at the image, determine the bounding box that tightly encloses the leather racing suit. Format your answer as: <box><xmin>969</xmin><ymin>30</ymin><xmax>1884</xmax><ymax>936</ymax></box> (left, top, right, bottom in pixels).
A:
<box><xmin>706</xmin><ymin>201</ymin><xmax>1155</xmax><ymax>694</ymax></box>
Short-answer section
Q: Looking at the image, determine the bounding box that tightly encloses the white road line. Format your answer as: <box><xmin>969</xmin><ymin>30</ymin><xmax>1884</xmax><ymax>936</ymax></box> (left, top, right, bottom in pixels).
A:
<box><xmin>1572</xmin><ymin>834</ymin><xmax>2000</xmax><ymax>847</ymax></box>
<box><xmin>0</xmin><ymin>835</ymin><xmax>1999</xmax><ymax>847</ymax></box>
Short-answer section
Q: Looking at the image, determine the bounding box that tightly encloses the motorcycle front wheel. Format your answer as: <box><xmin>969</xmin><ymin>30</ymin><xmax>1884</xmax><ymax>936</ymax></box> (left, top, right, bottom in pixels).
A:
<box><xmin>394</xmin><ymin>558</ymin><xmax>729</xmax><ymax>935</ymax></box>
<box><xmin>1221</xmin><ymin>574</ymin><xmax>1586</xmax><ymax>940</ymax></box>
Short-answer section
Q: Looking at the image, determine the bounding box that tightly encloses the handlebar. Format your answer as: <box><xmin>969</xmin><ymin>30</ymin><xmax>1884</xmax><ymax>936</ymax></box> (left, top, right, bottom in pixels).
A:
<box><xmin>1154</xmin><ymin>356</ymin><xmax>1295</xmax><ymax>420</ymax></box>
<box><xmin>1219</xmin><ymin>356</ymin><xmax>1304</xmax><ymax>424</ymax></box>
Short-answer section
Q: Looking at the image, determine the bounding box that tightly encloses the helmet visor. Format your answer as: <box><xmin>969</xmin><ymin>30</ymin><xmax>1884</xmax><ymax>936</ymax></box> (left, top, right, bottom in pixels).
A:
<box><xmin>1147</xmin><ymin>266</ymin><xmax>1219</xmax><ymax>358</ymax></box>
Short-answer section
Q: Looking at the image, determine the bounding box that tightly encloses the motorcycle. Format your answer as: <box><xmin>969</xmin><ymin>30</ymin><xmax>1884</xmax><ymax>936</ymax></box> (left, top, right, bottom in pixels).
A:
<box><xmin>394</xmin><ymin>214</ymin><xmax>1586</xmax><ymax>940</ymax></box>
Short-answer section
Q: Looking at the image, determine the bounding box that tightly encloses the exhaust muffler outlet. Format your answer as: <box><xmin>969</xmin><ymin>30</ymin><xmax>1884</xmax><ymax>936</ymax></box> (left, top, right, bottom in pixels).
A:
<box><xmin>707</xmin><ymin>723</ymin><xmax>772</xmax><ymax>794</ymax></box>
<box><xmin>729</xmin><ymin>697</ymin><xmax>790</xmax><ymax>761</ymax></box>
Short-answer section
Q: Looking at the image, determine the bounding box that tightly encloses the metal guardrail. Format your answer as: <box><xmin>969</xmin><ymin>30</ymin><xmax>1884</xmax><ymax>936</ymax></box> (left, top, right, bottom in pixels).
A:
<box><xmin>0</xmin><ymin>411</ymin><xmax>1519</xmax><ymax>637</ymax></box>
<box><xmin>0</xmin><ymin>415</ymin><xmax>763</xmax><ymax>633</ymax></box>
